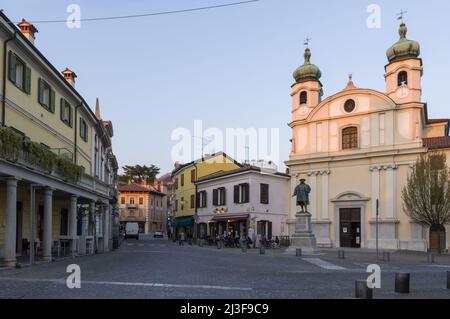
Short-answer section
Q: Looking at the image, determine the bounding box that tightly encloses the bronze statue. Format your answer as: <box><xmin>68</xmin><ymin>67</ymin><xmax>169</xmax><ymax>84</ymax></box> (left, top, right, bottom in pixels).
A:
<box><xmin>292</xmin><ymin>178</ymin><xmax>311</xmax><ymax>213</ymax></box>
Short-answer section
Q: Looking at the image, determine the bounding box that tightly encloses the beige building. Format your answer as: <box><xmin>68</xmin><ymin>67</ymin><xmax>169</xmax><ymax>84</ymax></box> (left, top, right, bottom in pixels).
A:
<box><xmin>286</xmin><ymin>22</ymin><xmax>450</xmax><ymax>251</ymax></box>
<box><xmin>0</xmin><ymin>13</ymin><xmax>118</xmax><ymax>267</ymax></box>
<box><xmin>118</xmin><ymin>182</ymin><xmax>167</xmax><ymax>234</ymax></box>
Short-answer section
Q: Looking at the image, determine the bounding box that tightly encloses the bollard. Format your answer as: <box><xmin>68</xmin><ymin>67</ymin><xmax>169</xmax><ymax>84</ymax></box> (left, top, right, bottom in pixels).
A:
<box><xmin>427</xmin><ymin>252</ymin><xmax>435</xmax><ymax>263</ymax></box>
<box><xmin>447</xmin><ymin>271</ymin><xmax>450</xmax><ymax>290</ymax></box>
<box><xmin>382</xmin><ymin>251</ymin><xmax>390</xmax><ymax>262</ymax></box>
<box><xmin>260</xmin><ymin>246</ymin><xmax>265</xmax><ymax>255</ymax></box>
<box><xmin>355</xmin><ymin>280</ymin><xmax>373</xmax><ymax>299</ymax></box>
<box><xmin>395</xmin><ymin>273</ymin><xmax>410</xmax><ymax>294</ymax></box>
<box><xmin>296</xmin><ymin>248</ymin><xmax>302</xmax><ymax>257</ymax></box>
<box><xmin>338</xmin><ymin>250</ymin><xmax>345</xmax><ymax>259</ymax></box>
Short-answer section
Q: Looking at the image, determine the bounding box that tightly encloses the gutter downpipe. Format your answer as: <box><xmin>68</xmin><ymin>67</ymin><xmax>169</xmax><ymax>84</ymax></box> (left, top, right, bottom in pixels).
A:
<box><xmin>2</xmin><ymin>30</ymin><xmax>17</xmax><ymax>127</ymax></box>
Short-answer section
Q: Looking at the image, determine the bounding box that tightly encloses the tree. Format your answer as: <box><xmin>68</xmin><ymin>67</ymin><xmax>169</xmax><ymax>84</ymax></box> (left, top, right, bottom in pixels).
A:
<box><xmin>119</xmin><ymin>164</ymin><xmax>160</xmax><ymax>184</ymax></box>
<box><xmin>402</xmin><ymin>153</ymin><xmax>450</xmax><ymax>253</ymax></box>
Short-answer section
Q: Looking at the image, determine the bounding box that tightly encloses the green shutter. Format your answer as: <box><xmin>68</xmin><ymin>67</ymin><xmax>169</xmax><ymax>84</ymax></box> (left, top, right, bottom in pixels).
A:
<box><xmin>8</xmin><ymin>51</ymin><xmax>16</xmax><ymax>83</ymax></box>
<box><xmin>60</xmin><ymin>98</ymin><xmax>64</xmax><ymax>121</ymax></box>
<box><xmin>24</xmin><ymin>66</ymin><xmax>31</xmax><ymax>94</ymax></box>
<box><xmin>38</xmin><ymin>78</ymin><xmax>44</xmax><ymax>104</ymax></box>
<box><xmin>69</xmin><ymin>104</ymin><xmax>73</xmax><ymax>127</ymax></box>
<box><xmin>49</xmin><ymin>89</ymin><xmax>55</xmax><ymax>113</ymax></box>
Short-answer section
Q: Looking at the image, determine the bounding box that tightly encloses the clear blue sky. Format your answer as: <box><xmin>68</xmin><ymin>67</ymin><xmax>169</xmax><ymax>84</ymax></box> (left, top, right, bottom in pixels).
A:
<box><xmin>3</xmin><ymin>0</ymin><xmax>450</xmax><ymax>175</ymax></box>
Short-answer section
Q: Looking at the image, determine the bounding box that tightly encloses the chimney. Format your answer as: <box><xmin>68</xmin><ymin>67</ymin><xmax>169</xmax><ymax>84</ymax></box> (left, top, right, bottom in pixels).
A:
<box><xmin>62</xmin><ymin>68</ymin><xmax>77</xmax><ymax>87</ymax></box>
<box><xmin>17</xmin><ymin>19</ymin><xmax>38</xmax><ymax>45</ymax></box>
<box><xmin>95</xmin><ymin>98</ymin><xmax>101</xmax><ymax>119</ymax></box>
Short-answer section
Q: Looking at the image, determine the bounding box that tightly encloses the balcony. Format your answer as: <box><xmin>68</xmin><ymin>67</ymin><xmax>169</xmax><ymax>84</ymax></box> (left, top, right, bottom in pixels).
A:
<box><xmin>126</xmin><ymin>203</ymin><xmax>137</xmax><ymax>209</ymax></box>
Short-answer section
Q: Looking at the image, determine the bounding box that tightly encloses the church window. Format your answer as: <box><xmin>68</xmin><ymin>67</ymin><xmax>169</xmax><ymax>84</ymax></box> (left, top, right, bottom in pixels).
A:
<box><xmin>299</xmin><ymin>91</ymin><xmax>307</xmax><ymax>105</ymax></box>
<box><xmin>344</xmin><ymin>99</ymin><xmax>356</xmax><ymax>113</ymax></box>
<box><xmin>398</xmin><ymin>71</ymin><xmax>408</xmax><ymax>86</ymax></box>
<box><xmin>342</xmin><ymin>127</ymin><xmax>358</xmax><ymax>150</ymax></box>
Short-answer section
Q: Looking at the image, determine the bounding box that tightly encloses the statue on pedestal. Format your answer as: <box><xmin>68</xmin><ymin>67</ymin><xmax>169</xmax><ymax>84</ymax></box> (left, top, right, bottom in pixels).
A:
<box><xmin>293</xmin><ymin>179</ymin><xmax>311</xmax><ymax>213</ymax></box>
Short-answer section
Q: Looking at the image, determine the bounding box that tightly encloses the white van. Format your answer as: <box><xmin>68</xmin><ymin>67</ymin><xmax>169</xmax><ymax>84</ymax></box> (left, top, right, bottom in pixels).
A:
<box><xmin>125</xmin><ymin>222</ymin><xmax>139</xmax><ymax>240</ymax></box>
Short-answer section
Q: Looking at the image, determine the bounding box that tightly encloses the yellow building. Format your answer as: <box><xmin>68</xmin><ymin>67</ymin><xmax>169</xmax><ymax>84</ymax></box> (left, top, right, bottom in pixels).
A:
<box><xmin>286</xmin><ymin>22</ymin><xmax>450</xmax><ymax>252</ymax></box>
<box><xmin>0</xmin><ymin>13</ymin><xmax>118</xmax><ymax>267</ymax></box>
<box><xmin>171</xmin><ymin>152</ymin><xmax>241</xmax><ymax>238</ymax></box>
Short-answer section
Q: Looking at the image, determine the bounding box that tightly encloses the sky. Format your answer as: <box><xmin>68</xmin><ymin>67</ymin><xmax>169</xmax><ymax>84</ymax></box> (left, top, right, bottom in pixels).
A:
<box><xmin>2</xmin><ymin>0</ymin><xmax>450</xmax><ymax>175</ymax></box>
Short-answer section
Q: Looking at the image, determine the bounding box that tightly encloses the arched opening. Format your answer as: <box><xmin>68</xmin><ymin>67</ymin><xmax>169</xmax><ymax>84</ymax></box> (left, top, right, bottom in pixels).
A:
<box><xmin>398</xmin><ymin>71</ymin><xmax>408</xmax><ymax>87</ymax></box>
<box><xmin>342</xmin><ymin>126</ymin><xmax>358</xmax><ymax>150</ymax></box>
<box><xmin>299</xmin><ymin>91</ymin><xmax>307</xmax><ymax>105</ymax></box>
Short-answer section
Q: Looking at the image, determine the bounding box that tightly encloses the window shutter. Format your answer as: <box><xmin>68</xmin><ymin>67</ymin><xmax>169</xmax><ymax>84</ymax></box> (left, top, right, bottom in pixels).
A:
<box><xmin>8</xmin><ymin>51</ymin><xmax>16</xmax><ymax>83</ymax></box>
<box><xmin>221</xmin><ymin>188</ymin><xmax>226</xmax><ymax>206</ymax></box>
<box><xmin>69</xmin><ymin>104</ymin><xmax>73</xmax><ymax>127</ymax></box>
<box><xmin>60</xmin><ymin>98</ymin><xmax>64</xmax><ymax>121</ymax></box>
<box><xmin>233</xmin><ymin>185</ymin><xmax>239</xmax><ymax>203</ymax></box>
<box><xmin>24</xmin><ymin>66</ymin><xmax>31</xmax><ymax>94</ymax></box>
<box><xmin>213</xmin><ymin>189</ymin><xmax>218</xmax><ymax>206</ymax></box>
<box><xmin>260</xmin><ymin>184</ymin><xmax>269</xmax><ymax>204</ymax></box>
<box><xmin>49</xmin><ymin>89</ymin><xmax>55</xmax><ymax>113</ymax></box>
<box><xmin>38</xmin><ymin>78</ymin><xmax>44</xmax><ymax>104</ymax></box>
<box><xmin>243</xmin><ymin>183</ymin><xmax>250</xmax><ymax>203</ymax></box>
<box><xmin>196</xmin><ymin>193</ymin><xmax>200</xmax><ymax>208</ymax></box>
<box><xmin>202</xmin><ymin>192</ymin><xmax>207</xmax><ymax>208</ymax></box>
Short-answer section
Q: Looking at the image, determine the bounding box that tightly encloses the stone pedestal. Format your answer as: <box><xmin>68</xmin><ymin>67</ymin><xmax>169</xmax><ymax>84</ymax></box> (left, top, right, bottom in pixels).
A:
<box><xmin>286</xmin><ymin>212</ymin><xmax>319</xmax><ymax>254</ymax></box>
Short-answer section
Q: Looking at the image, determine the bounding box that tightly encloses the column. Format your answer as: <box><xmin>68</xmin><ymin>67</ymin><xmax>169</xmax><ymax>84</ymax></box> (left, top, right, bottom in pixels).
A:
<box><xmin>69</xmin><ymin>195</ymin><xmax>78</xmax><ymax>255</ymax></box>
<box><xmin>385</xmin><ymin>165</ymin><xmax>397</xmax><ymax>219</ymax></box>
<box><xmin>370</xmin><ymin>166</ymin><xmax>380</xmax><ymax>219</ymax></box>
<box><xmin>3</xmin><ymin>178</ymin><xmax>18</xmax><ymax>267</ymax></box>
<box><xmin>308</xmin><ymin>171</ymin><xmax>317</xmax><ymax>219</ymax></box>
<box><xmin>103</xmin><ymin>204</ymin><xmax>110</xmax><ymax>252</ymax></box>
<box><xmin>321</xmin><ymin>170</ymin><xmax>330</xmax><ymax>220</ymax></box>
<box><xmin>42</xmin><ymin>188</ymin><xmax>53</xmax><ymax>261</ymax></box>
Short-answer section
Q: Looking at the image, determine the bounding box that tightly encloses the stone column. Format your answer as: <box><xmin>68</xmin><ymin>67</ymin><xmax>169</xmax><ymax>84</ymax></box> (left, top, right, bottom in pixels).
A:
<box><xmin>3</xmin><ymin>178</ymin><xmax>18</xmax><ymax>267</ymax></box>
<box><xmin>370</xmin><ymin>166</ymin><xmax>381</xmax><ymax>219</ymax></box>
<box><xmin>385</xmin><ymin>165</ymin><xmax>397</xmax><ymax>219</ymax></box>
<box><xmin>320</xmin><ymin>170</ymin><xmax>330</xmax><ymax>220</ymax></box>
<box><xmin>307</xmin><ymin>171</ymin><xmax>317</xmax><ymax>218</ymax></box>
<box><xmin>103</xmin><ymin>204</ymin><xmax>110</xmax><ymax>252</ymax></box>
<box><xmin>69</xmin><ymin>195</ymin><xmax>78</xmax><ymax>255</ymax></box>
<box><xmin>42</xmin><ymin>188</ymin><xmax>54</xmax><ymax>261</ymax></box>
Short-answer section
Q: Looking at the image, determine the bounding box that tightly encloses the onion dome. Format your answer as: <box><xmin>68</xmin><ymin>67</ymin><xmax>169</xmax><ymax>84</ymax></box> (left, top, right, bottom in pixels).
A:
<box><xmin>293</xmin><ymin>48</ymin><xmax>322</xmax><ymax>83</ymax></box>
<box><xmin>386</xmin><ymin>23</ymin><xmax>420</xmax><ymax>63</ymax></box>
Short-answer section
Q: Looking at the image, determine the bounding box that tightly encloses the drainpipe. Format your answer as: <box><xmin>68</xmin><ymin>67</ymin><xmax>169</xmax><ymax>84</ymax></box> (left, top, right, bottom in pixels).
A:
<box><xmin>73</xmin><ymin>103</ymin><xmax>82</xmax><ymax>164</ymax></box>
<box><xmin>2</xmin><ymin>30</ymin><xmax>17</xmax><ymax>127</ymax></box>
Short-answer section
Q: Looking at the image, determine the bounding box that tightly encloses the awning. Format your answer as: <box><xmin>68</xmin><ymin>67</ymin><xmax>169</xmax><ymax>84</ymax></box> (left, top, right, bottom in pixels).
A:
<box><xmin>174</xmin><ymin>216</ymin><xmax>194</xmax><ymax>227</ymax></box>
<box><xmin>209</xmin><ymin>214</ymin><xmax>249</xmax><ymax>223</ymax></box>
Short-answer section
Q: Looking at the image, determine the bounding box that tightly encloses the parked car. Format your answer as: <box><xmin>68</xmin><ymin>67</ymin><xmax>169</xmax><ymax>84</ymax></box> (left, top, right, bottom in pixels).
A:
<box><xmin>153</xmin><ymin>230</ymin><xmax>164</xmax><ymax>238</ymax></box>
<box><xmin>125</xmin><ymin>222</ymin><xmax>139</xmax><ymax>240</ymax></box>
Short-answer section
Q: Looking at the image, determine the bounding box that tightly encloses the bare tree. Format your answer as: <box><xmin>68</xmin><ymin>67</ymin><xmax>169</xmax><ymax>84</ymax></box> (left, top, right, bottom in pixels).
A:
<box><xmin>402</xmin><ymin>153</ymin><xmax>450</xmax><ymax>252</ymax></box>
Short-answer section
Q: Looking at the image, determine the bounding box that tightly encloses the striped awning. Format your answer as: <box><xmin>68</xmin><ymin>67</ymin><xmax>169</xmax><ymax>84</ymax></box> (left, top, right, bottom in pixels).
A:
<box><xmin>209</xmin><ymin>214</ymin><xmax>249</xmax><ymax>223</ymax></box>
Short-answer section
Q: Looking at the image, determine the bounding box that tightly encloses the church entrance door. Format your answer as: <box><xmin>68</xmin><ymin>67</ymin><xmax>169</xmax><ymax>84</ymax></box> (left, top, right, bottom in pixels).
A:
<box><xmin>339</xmin><ymin>208</ymin><xmax>361</xmax><ymax>248</ymax></box>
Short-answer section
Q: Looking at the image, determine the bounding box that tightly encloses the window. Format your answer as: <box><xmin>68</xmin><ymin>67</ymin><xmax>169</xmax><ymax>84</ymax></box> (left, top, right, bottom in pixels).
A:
<box><xmin>129</xmin><ymin>197</ymin><xmax>135</xmax><ymax>205</ymax></box>
<box><xmin>234</xmin><ymin>183</ymin><xmax>250</xmax><ymax>204</ymax></box>
<box><xmin>8</xmin><ymin>51</ymin><xmax>31</xmax><ymax>94</ymax></box>
<box><xmin>60</xmin><ymin>98</ymin><xmax>73</xmax><ymax>127</ymax></box>
<box><xmin>38</xmin><ymin>78</ymin><xmax>55</xmax><ymax>112</ymax></box>
<box><xmin>180</xmin><ymin>197</ymin><xmax>184</xmax><ymax>210</ymax></box>
<box><xmin>80</xmin><ymin>118</ymin><xmax>88</xmax><ymax>142</ymax></box>
<box><xmin>260</xmin><ymin>183</ymin><xmax>269</xmax><ymax>204</ymax></box>
<box><xmin>344</xmin><ymin>99</ymin><xmax>356</xmax><ymax>113</ymax></box>
<box><xmin>190</xmin><ymin>194</ymin><xmax>195</xmax><ymax>209</ymax></box>
<box><xmin>139</xmin><ymin>197</ymin><xmax>143</xmax><ymax>205</ymax></box>
<box><xmin>342</xmin><ymin>127</ymin><xmax>358</xmax><ymax>150</ymax></box>
<box><xmin>175</xmin><ymin>200</ymin><xmax>178</xmax><ymax>212</ymax></box>
<box><xmin>213</xmin><ymin>188</ymin><xmax>226</xmax><ymax>206</ymax></box>
<box><xmin>191</xmin><ymin>169</ymin><xmax>196</xmax><ymax>183</ymax></box>
<box><xmin>398</xmin><ymin>71</ymin><xmax>408</xmax><ymax>86</ymax></box>
<box><xmin>197</xmin><ymin>191</ymin><xmax>207</xmax><ymax>208</ymax></box>
<box><xmin>181</xmin><ymin>174</ymin><xmax>184</xmax><ymax>186</ymax></box>
<box><xmin>121</xmin><ymin>197</ymin><xmax>125</xmax><ymax>205</ymax></box>
<box><xmin>174</xmin><ymin>177</ymin><xmax>178</xmax><ymax>189</ymax></box>
<box><xmin>299</xmin><ymin>91</ymin><xmax>307</xmax><ymax>105</ymax></box>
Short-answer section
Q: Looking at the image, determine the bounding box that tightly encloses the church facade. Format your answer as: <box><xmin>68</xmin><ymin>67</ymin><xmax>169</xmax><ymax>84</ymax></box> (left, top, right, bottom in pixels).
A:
<box><xmin>285</xmin><ymin>22</ymin><xmax>450</xmax><ymax>251</ymax></box>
